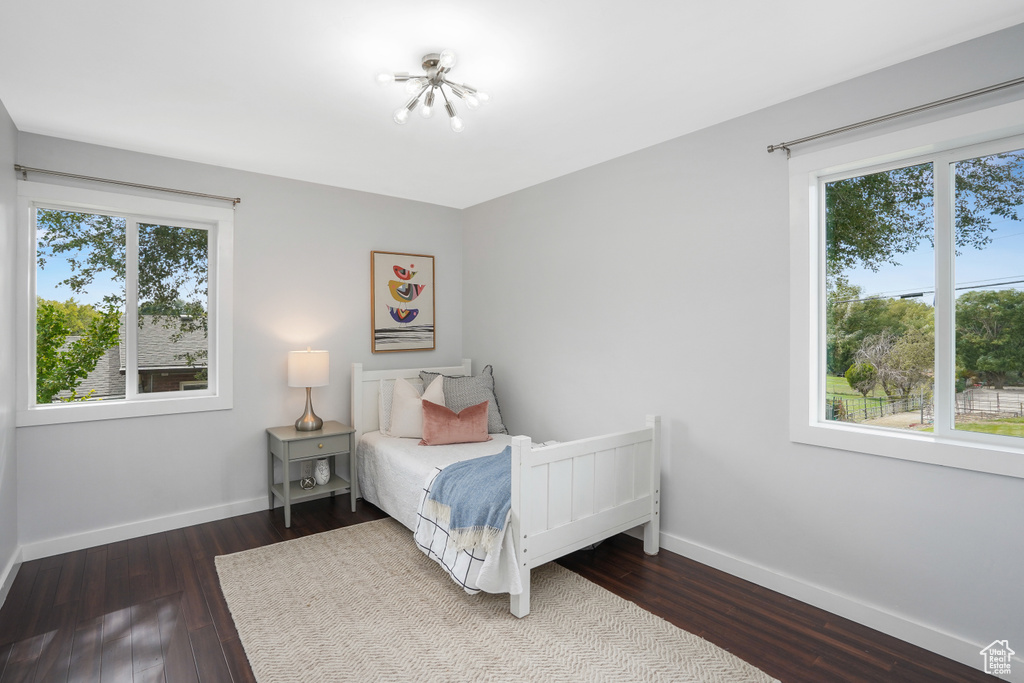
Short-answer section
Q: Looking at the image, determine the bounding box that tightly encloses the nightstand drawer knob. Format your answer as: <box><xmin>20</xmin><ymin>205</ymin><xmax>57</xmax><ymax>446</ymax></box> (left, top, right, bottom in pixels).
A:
<box><xmin>318</xmin><ymin>443</ymin><xmax>324</xmax><ymax>448</ymax></box>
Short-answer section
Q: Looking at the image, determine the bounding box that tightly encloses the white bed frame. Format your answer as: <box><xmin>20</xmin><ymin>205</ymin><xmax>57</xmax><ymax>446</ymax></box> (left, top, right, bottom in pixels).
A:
<box><xmin>351</xmin><ymin>359</ymin><xmax>661</xmax><ymax>618</ymax></box>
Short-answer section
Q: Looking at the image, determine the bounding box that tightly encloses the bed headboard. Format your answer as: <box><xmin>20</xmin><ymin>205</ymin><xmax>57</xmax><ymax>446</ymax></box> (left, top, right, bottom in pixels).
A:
<box><xmin>351</xmin><ymin>359</ymin><xmax>473</xmax><ymax>444</ymax></box>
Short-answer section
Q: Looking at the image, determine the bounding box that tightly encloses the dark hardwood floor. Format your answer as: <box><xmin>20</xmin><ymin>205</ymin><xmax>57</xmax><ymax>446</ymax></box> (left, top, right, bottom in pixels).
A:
<box><xmin>0</xmin><ymin>495</ymin><xmax>996</xmax><ymax>682</ymax></box>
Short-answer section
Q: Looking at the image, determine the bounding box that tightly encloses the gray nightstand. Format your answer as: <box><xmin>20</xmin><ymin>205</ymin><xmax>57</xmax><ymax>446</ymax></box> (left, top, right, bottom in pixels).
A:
<box><xmin>266</xmin><ymin>420</ymin><xmax>357</xmax><ymax>527</ymax></box>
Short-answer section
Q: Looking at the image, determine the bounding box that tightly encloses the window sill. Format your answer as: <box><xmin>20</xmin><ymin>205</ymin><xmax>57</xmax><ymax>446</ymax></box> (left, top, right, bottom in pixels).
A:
<box><xmin>791</xmin><ymin>420</ymin><xmax>1024</xmax><ymax>480</ymax></box>
<box><xmin>16</xmin><ymin>393</ymin><xmax>232</xmax><ymax>427</ymax></box>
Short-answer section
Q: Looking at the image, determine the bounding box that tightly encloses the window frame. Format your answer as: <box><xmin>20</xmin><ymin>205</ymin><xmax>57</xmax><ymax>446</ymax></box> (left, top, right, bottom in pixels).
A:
<box><xmin>16</xmin><ymin>181</ymin><xmax>233</xmax><ymax>426</ymax></box>
<box><xmin>789</xmin><ymin>98</ymin><xmax>1024</xmax><ymax>480</ymax></box>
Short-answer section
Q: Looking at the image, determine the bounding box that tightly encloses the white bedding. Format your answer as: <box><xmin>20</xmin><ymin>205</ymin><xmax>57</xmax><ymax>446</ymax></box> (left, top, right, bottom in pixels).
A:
<box><xmin>357</xmin><ymin>431</ymin><xmax>513</xmax><ymax>529</ymax></box>
<box><xmin>356</xmin><ymin>431</ymin><xmax>522</xmax><ymax>595</ymax></box>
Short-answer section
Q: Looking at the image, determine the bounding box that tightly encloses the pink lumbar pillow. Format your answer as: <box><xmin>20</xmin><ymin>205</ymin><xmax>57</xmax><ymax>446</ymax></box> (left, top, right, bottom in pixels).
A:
<box><xmin>419</xmin><ymin>399</ymin><xmax>492</xmax><ymax>446</ymax></box>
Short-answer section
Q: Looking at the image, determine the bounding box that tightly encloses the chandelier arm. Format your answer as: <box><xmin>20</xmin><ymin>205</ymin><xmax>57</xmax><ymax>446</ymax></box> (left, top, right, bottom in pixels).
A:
<box><xmin>394</xmin><ymin>72</ymin><xmax>427</xmax><ymax>83</ymax></box>
<box><xmin>443</xmin><ymin>82</ymin><xmax>467</xmax><ymax>101</ymax></box>
<box><xmin>400</xmin><ymin>83</ymin><xmax>431</xmax><ymax>112</ymax></box>
<box><xmin>438</xmin><ymin>84</ymin><xmax>453</xmax><ymax>106</ymax></box>
<box><xmin>439</xmin><ymin>86</ymin><xmax>458</xmax><ymax>118</ymax></box>
<box><xmin>440</xmin><ymin>78</ymin><xmax>473</xmax><ymax>91</ymax></box>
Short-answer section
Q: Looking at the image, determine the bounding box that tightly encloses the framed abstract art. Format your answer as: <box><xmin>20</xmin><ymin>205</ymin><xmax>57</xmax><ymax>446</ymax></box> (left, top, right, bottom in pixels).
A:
<box><xmin>370</xmin><ymin>251</ymin><xmax>435</xmax><ymax>353</ymax></box>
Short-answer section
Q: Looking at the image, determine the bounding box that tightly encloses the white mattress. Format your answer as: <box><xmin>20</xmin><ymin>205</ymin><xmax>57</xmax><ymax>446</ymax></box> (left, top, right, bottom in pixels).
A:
<box><xmin>356</xmin><ymin>431</ymin><xmax>514</xmax><ymax>531</ymax></box>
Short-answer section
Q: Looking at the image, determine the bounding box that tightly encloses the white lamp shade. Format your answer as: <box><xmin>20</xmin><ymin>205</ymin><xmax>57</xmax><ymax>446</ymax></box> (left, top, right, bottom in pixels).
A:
<box><xmin>288</xmin><ymin>349</ymin><xmax>330</xmax><ymax>388</ymax></box>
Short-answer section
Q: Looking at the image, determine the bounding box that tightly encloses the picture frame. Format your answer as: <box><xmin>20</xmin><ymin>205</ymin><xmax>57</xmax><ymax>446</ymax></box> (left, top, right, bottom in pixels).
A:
<box><xmin>371</xmin><ymin>251</ymin><xmax>435</xmax><ymax>353</ymax></box>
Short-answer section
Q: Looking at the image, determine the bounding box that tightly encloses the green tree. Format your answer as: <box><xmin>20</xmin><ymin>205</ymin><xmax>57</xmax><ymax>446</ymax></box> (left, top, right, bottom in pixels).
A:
<box><xmin>827</xmin><ymin>291</ymin><xmax>933</xmax><ymax>376</ymax></box>
<box><xmin>887</xmin><ymin>327</ymin><xmax>935</xmax><ymax>398</ymax></box>
<box><xmin>845</xmin><ymin>363</ymin><xmax>878</xmax><ymax>398</ymax></box>
<box><xmin>826</xmin><ymin>152</ymin><xmax>1024</xmax><ymax>280</ymax></box>
<box><xmin>854</xmin><ymin>328</ymin><xmax>934</xmax><ymax>399</ymax></box>
<box><xmin>955</xmin><ymin>289</ymin><xmax>1024</xmax><ymax>390</ymax></box>
<box><xmin>36</xmin><ymin>300</ymin><xmax>120</xmax><ymax>403</ymax></box>
<box><xmin>826</xmin><ymin>163</ymin><xmax>932</xmax><ymax>280</ymax></box>
<box><xmin>36</xmin><ymin>297</ymin><xmax>104</xmax><ymax>335</ymax></box>
<box><xmin>139</xmin><ymin>298</ymin><xmax>190</xmax><ymax>315</ymax></box>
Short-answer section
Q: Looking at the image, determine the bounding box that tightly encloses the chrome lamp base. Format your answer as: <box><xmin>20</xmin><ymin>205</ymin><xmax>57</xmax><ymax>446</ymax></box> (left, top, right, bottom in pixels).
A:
<box><xmin>294</xmin><ymin>386</ymin><xmax>323</xmax><ymax>431</ymax></box>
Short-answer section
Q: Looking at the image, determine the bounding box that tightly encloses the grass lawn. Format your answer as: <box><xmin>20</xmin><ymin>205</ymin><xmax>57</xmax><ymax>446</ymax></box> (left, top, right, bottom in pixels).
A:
<box><xmin>826</xmin><ymin>375</ymin><xmax>888</xmax><ymax>399</ymax></box>
<box><xmin>919</xmin><ymin>417</ymin><xmax>1024</xmax><ymax>437</ymax></box>
<box><xmin>826</xmin><ymin>376</ymin><xmax>903</xmax><ymax>416</ymax></box>
<box><xmin>954</xmin><ymin>417</ymin><xmax>1024</xmax><ymax>437</ymax></box>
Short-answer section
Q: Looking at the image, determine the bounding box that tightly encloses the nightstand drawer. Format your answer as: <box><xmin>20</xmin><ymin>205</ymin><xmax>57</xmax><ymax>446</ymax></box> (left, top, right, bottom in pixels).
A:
<box><xmin>290</xmin><ymin>433</ymin><xmax>350</xmax><ymax>459</ymax></box>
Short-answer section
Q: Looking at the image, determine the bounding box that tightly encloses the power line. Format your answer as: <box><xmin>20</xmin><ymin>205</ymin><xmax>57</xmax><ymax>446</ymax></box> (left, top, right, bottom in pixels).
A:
<box><xmin>833</xmin><ymin>277</ymin><xmax>1024</xmax><ymax>304</ymax></box>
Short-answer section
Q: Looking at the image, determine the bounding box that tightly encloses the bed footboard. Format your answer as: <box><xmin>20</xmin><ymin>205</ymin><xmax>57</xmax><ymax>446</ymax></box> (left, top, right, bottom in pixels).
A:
<box><xmin>509</xmin><ymin>415</ymin><xmax>661</xmax><ymax>618</ymax></box>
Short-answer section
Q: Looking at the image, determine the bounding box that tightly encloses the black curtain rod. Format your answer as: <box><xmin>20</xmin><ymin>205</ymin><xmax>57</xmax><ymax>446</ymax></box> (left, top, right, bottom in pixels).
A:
<box><xmin>14</xmin><ymin>164</ymin><xmax>241</xmax><ymax>206</ymax></box>
<box><xmin>767</xmin><ymin>75</ymin><xmax>1024</xmax><ymax>156</ymax></box>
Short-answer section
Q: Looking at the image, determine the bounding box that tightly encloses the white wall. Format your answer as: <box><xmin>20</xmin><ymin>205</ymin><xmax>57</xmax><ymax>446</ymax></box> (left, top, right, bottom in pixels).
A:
<box><xmin>0</xmin><ymin>97</ymin><xmax>20</xmax><ymax>601</ymax></box>
<box><xmin>462</xmin><ymin>24</ymin><xmax>1024</xmax><ymax>675</ymax></box>
<box><xmin>15</xmin><ymin>134</ymin><xmax>465</xmax><ymax>556</ymax></box>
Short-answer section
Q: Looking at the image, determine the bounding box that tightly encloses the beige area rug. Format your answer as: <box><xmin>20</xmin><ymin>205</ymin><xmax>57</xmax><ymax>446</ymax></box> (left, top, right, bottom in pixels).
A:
<box><xmin>216</xmin><ymin>518</ymin><xmax>778</xmax><ymax>683</ymax></box>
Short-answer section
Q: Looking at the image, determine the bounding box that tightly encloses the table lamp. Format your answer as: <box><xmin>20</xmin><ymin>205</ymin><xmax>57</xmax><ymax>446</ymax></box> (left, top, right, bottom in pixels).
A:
<box><xmin>288</xmin><ymin>347</ymin><xmax>329</xmax><ymax>431</ymax></box>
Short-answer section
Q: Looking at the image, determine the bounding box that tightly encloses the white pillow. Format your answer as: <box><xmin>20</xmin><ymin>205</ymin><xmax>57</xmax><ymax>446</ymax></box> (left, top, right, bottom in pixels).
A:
<box><xmin>377</xmin><ymin>377</ymin><xmax>425</xmax><ymax>432</ymax></box>
<box><xmin>378</xmin><ymin>379</ymin><xmax>396</xmax><ymax>432</ymax></box>
<box><xmin>385</xmin><ymin>376</ymin><xmax>444</xmax><ymax>438</ymax></box>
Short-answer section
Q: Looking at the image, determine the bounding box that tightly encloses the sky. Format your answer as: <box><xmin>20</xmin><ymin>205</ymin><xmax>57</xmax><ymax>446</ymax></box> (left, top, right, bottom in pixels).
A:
<box><xmin>36</xmin><ymin>252</ymin><xmax>124</xmax><ymax>309</ymax></box>
<box><xmin>843</xmin><ymin>214</ymin><xmax>1024</xmax><ymax>304</ymax></box>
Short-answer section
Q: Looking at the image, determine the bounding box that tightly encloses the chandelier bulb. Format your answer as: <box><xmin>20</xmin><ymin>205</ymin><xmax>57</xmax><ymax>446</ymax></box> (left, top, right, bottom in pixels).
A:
<box><xmin>465</xmin><ymin>94</ymin><xmax>480</xmax><ymax>110</ymax></box>
<box><xmin>420</xmin><ymin>87</ymin><xmax>435</xmax><ymax>118</ymax></box>
<box><xmin>376</xmin><ymin>72</ymin><xmax>395</xmax><ymax>85</ymax></box>
<box><xmin>393</xmin><ymin>107</ymin><xmax>410</xmax><ymax>125</ymax></box>
<box><xmin>450</xmin><ymin>115</ymin><xmax>464</xmax><ymax>133</ymax></box>
<box><xmin>476</xmin><ymin>91</ymin><xmax>490</xmax><ymax>103</ymax></box>
<box><xmin>405</xmin><ymin>77</ymin><xmax>427</xmax><ymax>95</ymax></box>
<box><xmin>438</xmin><ymin>49</ymin><xmax>456</xmax><ymax>70</ymax></box>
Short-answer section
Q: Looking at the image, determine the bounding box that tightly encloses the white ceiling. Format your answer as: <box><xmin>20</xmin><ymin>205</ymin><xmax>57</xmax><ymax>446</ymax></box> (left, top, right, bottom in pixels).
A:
<box><xmin>2</xmin><ymin>1</ymin><xmax>1024</xmax><ymax>209</ymax></box>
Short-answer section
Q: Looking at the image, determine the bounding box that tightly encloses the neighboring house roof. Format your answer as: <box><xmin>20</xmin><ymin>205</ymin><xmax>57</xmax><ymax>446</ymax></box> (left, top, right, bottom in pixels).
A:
<box><xmin>55</xmin><ymin>315</ymin><xmax>207</xmax><ymax>401</ymax></box>
<box><xmin>118</xmin><ymin>315</ymin><xmax>208</xmax><ymax>371</ymax></box>
<box><xmin>56</xmin><ymin>340</ymin><xmax>125</xmax><ymax>400</ymax></box>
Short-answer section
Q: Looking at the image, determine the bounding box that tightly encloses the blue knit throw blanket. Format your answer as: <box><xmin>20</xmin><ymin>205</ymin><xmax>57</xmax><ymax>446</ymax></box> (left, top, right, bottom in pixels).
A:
<box><xmin>423</xmin><ymin>446</ymin><xmax>511</xmax><ymax>554</ymax></box>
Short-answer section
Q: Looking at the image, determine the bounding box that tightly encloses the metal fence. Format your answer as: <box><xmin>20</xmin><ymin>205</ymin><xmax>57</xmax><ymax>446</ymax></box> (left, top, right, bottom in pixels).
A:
<box><xmin>956</xmin><ymin>388</ymin><xmax>1024</xmax><ymax>418</ymax></box>
<box><xmin>827</xmin><ymin>393</ymin><xmax>928</xmax><ymax>422</ymax></box>
<box><xmin>827</xmin><ymin>387</ymin><xmax>1024</xmax><ymax>424</ymax></box>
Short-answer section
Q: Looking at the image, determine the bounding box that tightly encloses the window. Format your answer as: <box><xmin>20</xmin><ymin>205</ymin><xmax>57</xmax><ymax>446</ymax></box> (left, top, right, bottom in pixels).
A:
<box><xmin>17</xmin><ymin>182</ymin><xmax>233</xmax><ymax>425</ymax></box>
<box><xmin>789</xmin><ymin>99</ymin><xmax>1024</xmax><ymax>479</ymax></box>
<box><xmin>824</xmin><ymin>160</ymin><xmax>936</xmax><ymax>433</ymax></box>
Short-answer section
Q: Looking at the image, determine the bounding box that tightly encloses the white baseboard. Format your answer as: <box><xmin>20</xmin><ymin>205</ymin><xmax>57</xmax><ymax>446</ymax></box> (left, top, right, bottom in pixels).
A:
<box><xmin>18</xmin><ymin>496</ymin><xmax>269</xmax><ymax>562</ymax></box>
<box><xmin>638</xmin><ymin>528</ymin><xmax>1022</xmax><ymax>682</ymax></box>
<box><xmin>0</xmin><ymin>546</ymin><xmax>23</xmax><ymax>608</ymax></box>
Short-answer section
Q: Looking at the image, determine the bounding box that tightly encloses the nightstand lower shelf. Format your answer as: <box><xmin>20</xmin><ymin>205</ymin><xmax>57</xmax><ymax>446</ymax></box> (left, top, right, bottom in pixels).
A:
<box><xmin>270</xmin><ymin>474</ymin><xmax>351</xmax><ymax>506</ymax></box>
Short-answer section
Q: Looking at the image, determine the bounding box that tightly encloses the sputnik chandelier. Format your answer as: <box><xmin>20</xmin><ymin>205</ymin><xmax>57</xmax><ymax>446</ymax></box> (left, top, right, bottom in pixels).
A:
<box><xmin>376</xmin><ymin>49</ymin><xmax>489</xmax><ymax>133</ymax></box>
